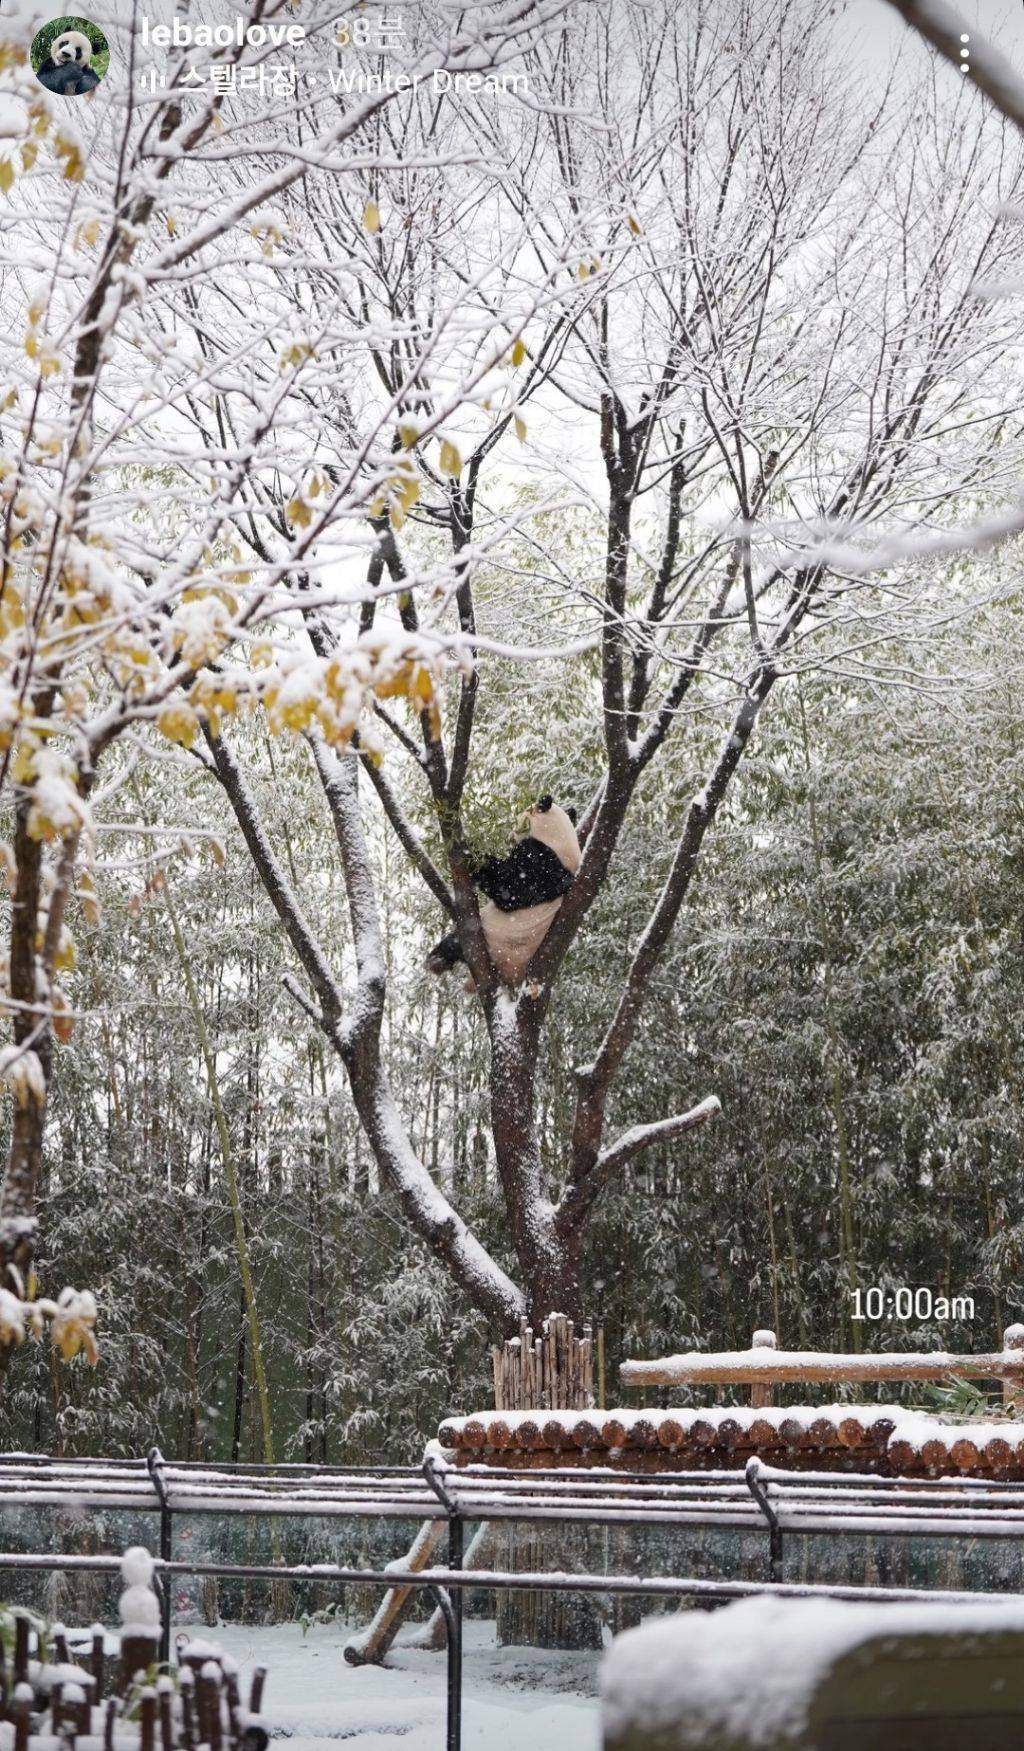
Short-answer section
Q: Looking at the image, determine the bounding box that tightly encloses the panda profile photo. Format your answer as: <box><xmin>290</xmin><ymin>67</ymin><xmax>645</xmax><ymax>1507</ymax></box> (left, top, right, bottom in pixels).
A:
<box><xmin>32</xmin><ymin>17</ymin><xmax>109</xmax><ymax>97</ymax></box>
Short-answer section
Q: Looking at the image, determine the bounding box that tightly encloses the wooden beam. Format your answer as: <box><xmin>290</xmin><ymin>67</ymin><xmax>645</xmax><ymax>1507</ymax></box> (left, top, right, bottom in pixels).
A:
<box><xmin>621</xmin><ymin>1348</ymin><xmax>1024</xmax><ymax>1389</ymax></box>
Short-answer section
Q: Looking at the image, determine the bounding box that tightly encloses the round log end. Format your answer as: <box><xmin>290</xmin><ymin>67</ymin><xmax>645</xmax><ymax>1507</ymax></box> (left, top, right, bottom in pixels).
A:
<box><xmin>887</xmin><ymin>1437</ymin><xmax>918</xmax><ymax>1473</ymax></box>
<box><xmin>950</xmin><ymin>1436</ymin><xmax>981</xmax><ymax>1472</ymax></box>
<box><xmin>717</xmin><ymin>1417</ymin><xmax>744</xmax><ymax>1451</ymax></box>
<box><xmin>920</xmin><ymin>1436</ymin><xmax>952</xmax><ymax>1473</ymax></box>
<box><xmin>807</xmin><ymin>1416</ymin><xmax>840</xmax><ymax>1449</ymax></box>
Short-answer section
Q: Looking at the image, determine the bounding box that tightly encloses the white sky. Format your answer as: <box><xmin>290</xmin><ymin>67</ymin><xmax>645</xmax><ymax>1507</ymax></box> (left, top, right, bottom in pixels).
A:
<box><xmin>836</xmin><ymin>0</ymin><xmax>1024</xmax><ymax>81</ymax></box>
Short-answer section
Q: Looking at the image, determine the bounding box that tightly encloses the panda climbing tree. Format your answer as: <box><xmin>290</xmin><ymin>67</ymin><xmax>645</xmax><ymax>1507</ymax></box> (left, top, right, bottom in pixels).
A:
<box><xmin>427</xmin><ymin>796</ymin><xmax>581</xmax><ymax>990</ymax></box>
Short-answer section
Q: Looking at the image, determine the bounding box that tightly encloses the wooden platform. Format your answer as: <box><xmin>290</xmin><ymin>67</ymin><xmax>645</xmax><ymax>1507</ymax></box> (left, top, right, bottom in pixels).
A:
<box><xmin>438</xmin><ymin>1403</ymin><xmax>1024</xmax><ymax>1480</ymax></box>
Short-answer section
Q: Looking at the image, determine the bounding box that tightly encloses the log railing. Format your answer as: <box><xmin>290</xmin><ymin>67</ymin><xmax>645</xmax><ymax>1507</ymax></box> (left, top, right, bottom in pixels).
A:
<box><xmin>620</xmin><ymin>1325</ymin><xmax>1024</xmax><ymax>1408</ymax></box>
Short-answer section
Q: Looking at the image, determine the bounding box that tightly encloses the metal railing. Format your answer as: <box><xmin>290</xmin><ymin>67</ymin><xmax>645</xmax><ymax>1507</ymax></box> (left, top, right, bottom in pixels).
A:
<box><xmin>6</xmin><ymin>1449</ymin><xmax>1024</xmax><ymax>1751</ymax></box>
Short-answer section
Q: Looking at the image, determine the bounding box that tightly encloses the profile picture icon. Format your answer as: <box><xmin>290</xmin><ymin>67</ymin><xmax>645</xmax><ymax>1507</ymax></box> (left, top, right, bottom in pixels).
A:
<box><xmin>31</xmin><ymin>16</ymin><xmax>109</xmax><ymax>96</ymax></box>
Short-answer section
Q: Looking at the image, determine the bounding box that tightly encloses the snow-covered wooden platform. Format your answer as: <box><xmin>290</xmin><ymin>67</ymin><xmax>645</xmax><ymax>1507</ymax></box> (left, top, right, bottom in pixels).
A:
<box><xmin>437</xmin><ymin>1402</ymin><xmax>1024</xmax><ymax>1478</ymax></box>
<box><xmin>439</xmin><ymin>1324</ymin><xmax>1024</xmax><ymax>1479</ymax></box>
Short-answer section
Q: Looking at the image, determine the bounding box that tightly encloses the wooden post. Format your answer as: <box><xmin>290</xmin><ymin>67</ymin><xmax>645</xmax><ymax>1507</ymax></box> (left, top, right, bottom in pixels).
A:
<box><xmin>750</xmin><ymin>1328</ymin><xmax>777</xmax><ymax>1408</ymax></box>
<box><xmin>120</xmin><ymin>1630</ymin><xmax>158</xmax><ymax>1694</ymax></box>
<box><xmin>490</xmin><ymin>1312</ymin><xmax>595</xmax><ymax>1411</ymax></box>
<box><xmin>90</xmin><ymin>1627</ymin><xmax>105</xmax><ymax>1701</ymax></box>
<box><xmin>1003</xmin><ymin>1324</ymin><xmax>1024</xmax><ymax>1409</ymax></box>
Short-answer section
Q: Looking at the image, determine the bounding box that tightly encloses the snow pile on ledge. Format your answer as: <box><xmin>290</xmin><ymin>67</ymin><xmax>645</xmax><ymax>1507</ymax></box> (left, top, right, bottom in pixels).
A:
<box><xmin>600</xmin><ymin>1596</ymin><xmax>1024</xmax><ymax>1748</ymax></box>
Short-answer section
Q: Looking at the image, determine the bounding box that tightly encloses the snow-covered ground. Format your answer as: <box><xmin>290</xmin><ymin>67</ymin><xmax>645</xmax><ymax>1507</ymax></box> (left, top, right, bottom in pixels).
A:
<box><xmin>215</xmin><ymin>1620</ymin><xmax>600</xmax><ymax>1751</ymax></box>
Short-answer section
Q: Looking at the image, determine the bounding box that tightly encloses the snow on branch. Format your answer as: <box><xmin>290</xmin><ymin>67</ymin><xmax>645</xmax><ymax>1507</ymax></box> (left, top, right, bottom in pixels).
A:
<box><xmin>593</xmin><ymin>1096</ymin><xmax>723</xmax><ymax>1178</ymax></box>
<box><xmin>206</xmin><ymin>731</ymin><xmax>344</xmax><ymax>1032</ymax></box>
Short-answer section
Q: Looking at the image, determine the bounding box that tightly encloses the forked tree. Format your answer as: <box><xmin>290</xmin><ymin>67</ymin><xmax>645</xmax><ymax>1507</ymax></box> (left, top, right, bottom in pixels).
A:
<box><xmin>199</xmin><ymin>0</ymin><xmax>1024</xmax><ymax>1326</ymax></box>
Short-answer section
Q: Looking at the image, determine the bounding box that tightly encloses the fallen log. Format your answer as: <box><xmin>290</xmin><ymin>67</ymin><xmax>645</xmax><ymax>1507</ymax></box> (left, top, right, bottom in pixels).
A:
<box><xmin>343</xmin><ymin>1518</ymin><xmax>445</xmax><ymax>1667</ymax></box>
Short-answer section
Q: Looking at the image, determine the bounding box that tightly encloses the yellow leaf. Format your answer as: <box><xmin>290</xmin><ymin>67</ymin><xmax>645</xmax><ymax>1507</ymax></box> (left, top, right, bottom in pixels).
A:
<box><xmin>398</xmin><ymin>421</ymin><xmax>420</xmax><ymax>449</ymax></box>
<box><xmin>395</xmin><ymin>470</ymin><xmax>420</xmax><ymax>512</ymax></box>
<box><xmin>514</xmin><ymin>414</ymin><xmax>527</xmax><ymax>444</ymax></box>
<box><xmin>0</xmin><ymin>159</ymin><xmax>14</xmax><ymax>194</ymax></box>
<box><xmin>375</xmin><ymin>660</ymin><xmax>414</xmax><ymax>700</ymax></box>
<box><xmin>510</xmin><ymin>337</ymin><xmax>526</xmax><ymax>368</ymax></box>
<box><xmin>279</xmin><ymin>340</ymin><xmax>314</xmax><ymax>370</ymax></box>
<box><xmin>166</xmin><ymin>214</ymin><xmax>177</xmax><ymax>237</ymax></box>
<box><xmin>627</xmin><ymin>213</ymin><xmax>642</xmax><ymax>236</ymax></box>
<box><xmin>287</xmin><ymin>496</ymin><xmax>313</xmax><ymax>529</ymax></box>
<box><xmin>53</xmin><ymin>992</ymin><xmax>75</xmax><ymax>1044</ymax></box>
<box><xmin>54</xmin><ymin>929</ymin><xmax>77</xmax><ymax>972</ymax></box>
<box><xmin>389</xmin><ymin>502</ymin><xmax>406</xmax><ymax>531</ymax></box>
<box><xmin>438</xmin><ymin>438</ymin><xmax>462</xmax><ymax>477</ymax></box>
<box><xmin>21</xmin><ymin>143</ymin><xmax>36</xmax><ymax>171</ymax></box>
<box><xmin>12</xmin><ymin>741</ymin><xmax>36</xmax><ymax>784</ymax></box>
<box><xmin>578</xmin><ymin>262</ymin><xmax>590</xmax><ymax>280</ymax></box>
<box><xmin>158</xmin><ymin>703</ymin><xmax>200</xmax><ymax>748</ymax></box>
<box><xmin>363</xmin><ymin>198</ymin><xmax>381</xmax><ymax>234</ymax></box>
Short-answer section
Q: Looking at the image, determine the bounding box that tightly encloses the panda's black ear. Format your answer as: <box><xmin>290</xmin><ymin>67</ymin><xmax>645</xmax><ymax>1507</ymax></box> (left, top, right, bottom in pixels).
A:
<box><xmin>536</xmin><ymin>794</ymin><xmax>553</xmax><ymax>812</ymax></box>
<box><xmin>566</xmin><ymin>807</ymin><xmax>578</xmax><ymax>825</ymax></box>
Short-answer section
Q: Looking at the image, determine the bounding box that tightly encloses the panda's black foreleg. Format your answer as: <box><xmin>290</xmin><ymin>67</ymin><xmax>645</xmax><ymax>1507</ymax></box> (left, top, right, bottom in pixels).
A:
<box><xmin>426</xmin><ymin>932</ymin><xmax>465</xmax><ymax>975</ymax></box>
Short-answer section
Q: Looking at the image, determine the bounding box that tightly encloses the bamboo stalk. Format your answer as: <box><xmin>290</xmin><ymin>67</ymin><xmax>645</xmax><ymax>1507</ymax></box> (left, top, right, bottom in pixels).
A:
<box><xmin>157</xmin><ymin>859</ymin><xmax>277</xmax><ymax>1471</ymax></box>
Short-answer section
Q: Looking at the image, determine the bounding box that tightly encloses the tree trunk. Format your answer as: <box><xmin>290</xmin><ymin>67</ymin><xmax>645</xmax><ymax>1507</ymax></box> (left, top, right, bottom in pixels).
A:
<box><xmin>487</xmin><ymin>996</ymin><xmax>582</xmax><ymax>1324</ymax></box>
<box><xmin>492</xmin><ymin>1315</ymin><xmax>602</xmax><ymax>1651</ymax></box>
<box><xmin>0</xmin><ymin>801</ymin><xmax>49</xmax><ymax>1299</ymax></box>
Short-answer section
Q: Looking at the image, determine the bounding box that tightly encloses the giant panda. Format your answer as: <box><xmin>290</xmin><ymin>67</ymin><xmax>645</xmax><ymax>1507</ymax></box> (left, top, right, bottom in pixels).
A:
<box><xmin>427</xmin><ymin>795</ymin><xmax>581</xmax><ymax>987</ymax></box>
<box><xmin>36</xmin><ymin>30</ymin><xmax>101</xmax><ymax>96</ymax></box>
